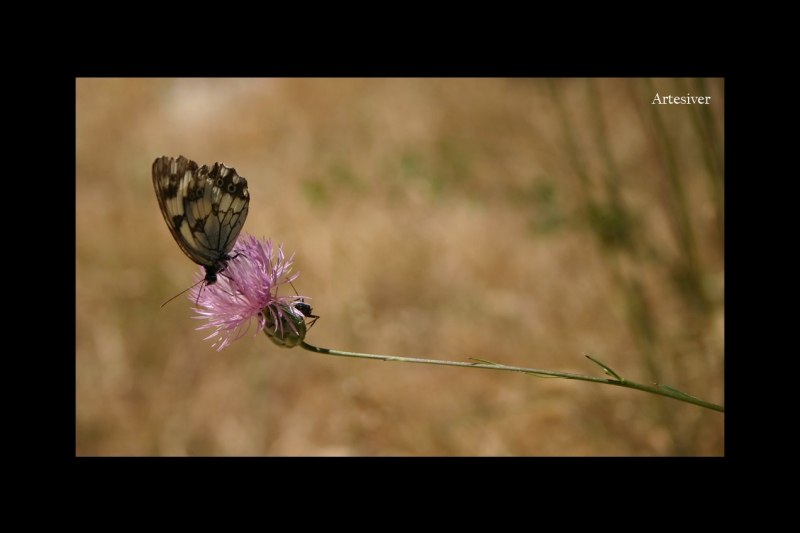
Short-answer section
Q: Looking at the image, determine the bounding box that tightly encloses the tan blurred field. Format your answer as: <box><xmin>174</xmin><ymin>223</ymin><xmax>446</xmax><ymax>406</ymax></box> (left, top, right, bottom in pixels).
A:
<box><xmin>76</xmin><ymin>78</ymin><xmax>724</xmax><ymax>456</ymax></box>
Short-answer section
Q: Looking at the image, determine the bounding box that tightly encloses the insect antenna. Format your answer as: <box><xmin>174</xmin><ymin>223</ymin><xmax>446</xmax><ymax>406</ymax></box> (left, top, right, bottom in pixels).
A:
<box><xmin>160</xmin><ymin>277</ymin><xmax>206</xmax><ymax>308</ymax></box>
<box><xmin>287</xmin><ymin>280</ymin><xmax>320</xmax><ymax>330</ymax></box>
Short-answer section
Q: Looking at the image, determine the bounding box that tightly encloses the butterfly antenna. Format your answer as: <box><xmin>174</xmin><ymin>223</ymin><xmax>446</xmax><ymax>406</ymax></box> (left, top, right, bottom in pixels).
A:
<box><xmin>160</xmin><ymin>278</ymin><xmax>205</xmax><ymax>308</ymax></box>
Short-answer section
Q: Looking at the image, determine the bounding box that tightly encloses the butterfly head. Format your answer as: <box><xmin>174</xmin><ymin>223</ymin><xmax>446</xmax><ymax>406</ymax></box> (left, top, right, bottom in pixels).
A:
<box><xmin>202</xmin><ymin>261</ymin><xmax>225</xmax><ymax>285</ymax></box>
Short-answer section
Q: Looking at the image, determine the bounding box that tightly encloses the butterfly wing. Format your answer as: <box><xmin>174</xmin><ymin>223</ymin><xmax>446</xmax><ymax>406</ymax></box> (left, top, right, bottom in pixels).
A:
<box><xmin>152</xmin><ymin>156</ymin><xmax>250</xmax><ymax>279</ymax></box>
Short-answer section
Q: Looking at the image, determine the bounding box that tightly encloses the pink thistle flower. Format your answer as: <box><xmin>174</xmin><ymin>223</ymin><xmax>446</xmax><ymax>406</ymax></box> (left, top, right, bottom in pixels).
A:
<box><xmin>189</xmin><ymin>234</ymin><xmax>311</xmax><ymax>351</ymax></box>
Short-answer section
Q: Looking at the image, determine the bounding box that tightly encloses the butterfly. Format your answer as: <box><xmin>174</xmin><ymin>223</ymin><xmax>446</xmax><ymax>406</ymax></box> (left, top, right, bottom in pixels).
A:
<box><xmin>152</xmin><ymin>155</ymin><xmax>250</xmax><ymax>286</ymax></box>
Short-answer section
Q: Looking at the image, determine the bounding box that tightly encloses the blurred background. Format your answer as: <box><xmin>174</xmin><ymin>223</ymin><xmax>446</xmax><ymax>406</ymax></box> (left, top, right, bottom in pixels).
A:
<box><xmin>76</xmin><ymin>78</ymin><xmax>724</xmax><ymax>456</ymax></box>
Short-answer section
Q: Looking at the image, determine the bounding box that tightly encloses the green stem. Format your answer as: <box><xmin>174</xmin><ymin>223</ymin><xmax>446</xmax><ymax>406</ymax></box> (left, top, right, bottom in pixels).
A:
<box><xmin>299</xmin><ymin>342</ymin><xmax>724</xmax><ymax>413</ymax></box>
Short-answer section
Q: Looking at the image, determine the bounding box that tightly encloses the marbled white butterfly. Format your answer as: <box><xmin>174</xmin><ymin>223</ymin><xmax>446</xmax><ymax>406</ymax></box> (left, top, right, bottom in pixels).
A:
<box><xmin>152</xmin><ymin>155</ymin><xmax>250</xmax><ymax>286</ymax></box>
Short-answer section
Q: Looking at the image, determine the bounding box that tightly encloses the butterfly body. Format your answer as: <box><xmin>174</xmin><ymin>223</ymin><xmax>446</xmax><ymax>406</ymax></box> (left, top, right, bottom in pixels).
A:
<box><xmin>152</xmin><ymin>156</ymin><xmax>250</xmax><ymax>285</ymax></box>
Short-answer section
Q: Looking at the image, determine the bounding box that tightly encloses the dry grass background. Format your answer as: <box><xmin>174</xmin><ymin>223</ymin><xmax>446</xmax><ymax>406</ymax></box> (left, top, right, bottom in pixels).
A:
<box><xmin>75</xmin><ymin>78</ymin><xmax>724</xmax><ymax>456</ymax></box>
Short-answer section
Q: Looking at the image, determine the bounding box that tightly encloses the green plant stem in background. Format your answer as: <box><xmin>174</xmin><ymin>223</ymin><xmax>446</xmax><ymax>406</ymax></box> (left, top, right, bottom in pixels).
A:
<box><xmin>300</xmin><ymin>342</ymin><xmax>724</xmax><ymax>413</ymax></box>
